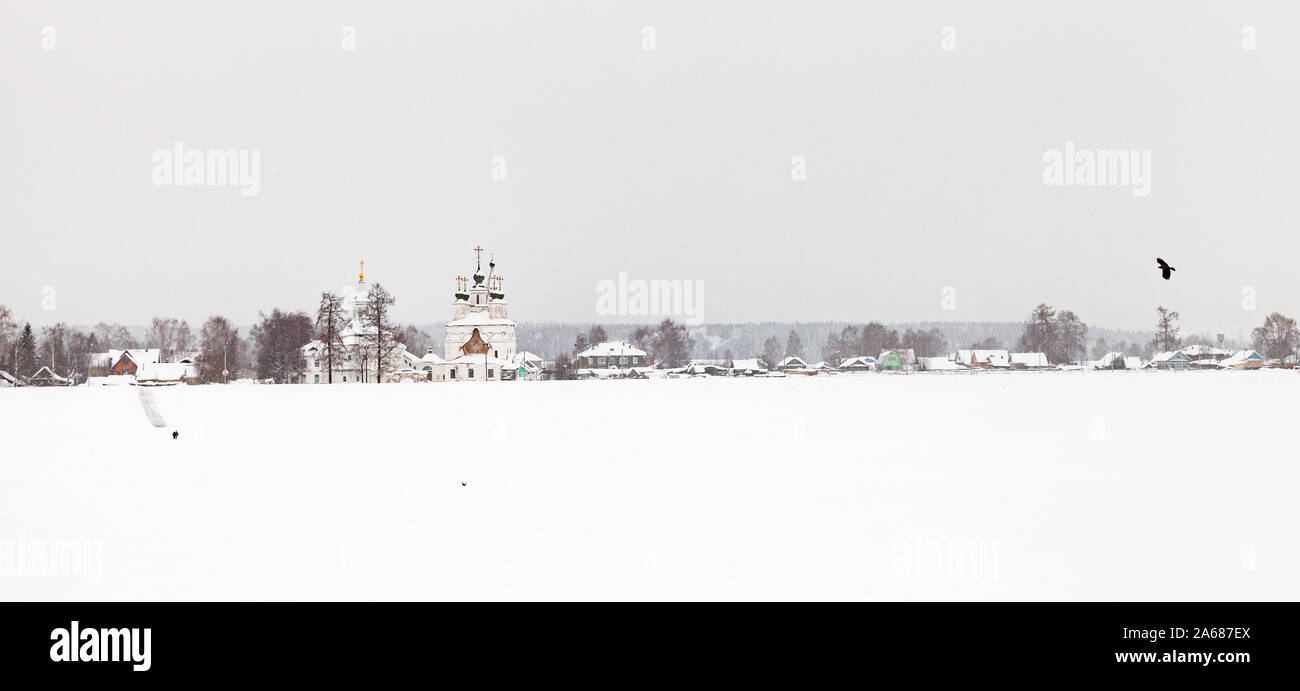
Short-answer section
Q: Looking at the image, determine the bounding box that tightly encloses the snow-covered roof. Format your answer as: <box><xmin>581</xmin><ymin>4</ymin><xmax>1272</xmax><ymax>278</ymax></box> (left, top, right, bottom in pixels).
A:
<box><xmin>84</xmin><ymin>375</ymin><xmax>136</xmax><ymax>386</ymax></box>
<box><xmin>878</xmin><ymin>349</ymin><xmax>918</xmax><ymax>365</ymax></box>
<box><xmin>954</xmin><ymin>349</ymin><xmax>1010</xmax><ymax>367</ymax></box>
<box><xmin>1218</xmin><ymin>350</ymin><xmax>1262</xmax><ymax>368</ymax></box>
<box><xmin>777</xmin><ymin>356</ymin><xmax>808</xmax><ymax>368</ymax></box>
<box><xmin>1179</xmin><ymin>344</ymin><xmax>1232</xmax><ymax>357</ymax></box>
<box><xmin>1150</xmin><ymin>351</ymin><xmax>1191</xmax><ymax>363</ymax></box>
<box><xmin>0</xmin><ymin>370</ymin><xmax>18</xmax><ymax>384</ymax></box>
<box><xmin>837</xmin><ymin>356</ymin><xmax>876</xmax><ymax>368</ymax></box>
<box><xmin>442</xmin><ymin>353</ymin><xmax>510</xmax><ymax>367</ymax></box>
<box><xmin>111</xmin><ymin>349</ymin><xmax>161</xmax><ymax>366</ymax></box>
<box><xmin>446</xmin><ymin>311</ymin><xmax>516</xmax><ymax>328</ymax></box>
<box><xmin>576</xmin><ymin>341</ymin><xmax>647</xmax><ymax>358</ymax></box>
<box><xmin>731</xmin><ymin>358</ymin><xmax>767</xmax><ymax>371</ymax></box>
<box><xmin>28</xmin><ymin>366</ymin><xmax>72</xmax><ymax>383</ymax></box>
<box><xmin>1094</xmin><ymin>352</ymin><xmax>1125</xmax><ymax>368</ymax></box>
<box><xmin>136</xmin><ymin>362</ymin><xmax>196</xmax><ymax>381</ymax></box>
<box><xmin>1010</xmin><ymin>352</ymin><xmax>1049</xmax><ymax>367</ymax></box>
<box><xmin>513</xmin><ymin>351</ymin><xmax>546</xmax><ymax>365</ymax></box>
<box><xmin>919</xmin><ymin>356</ymin><xmax>965</xmax><ymax>370</ymax></box>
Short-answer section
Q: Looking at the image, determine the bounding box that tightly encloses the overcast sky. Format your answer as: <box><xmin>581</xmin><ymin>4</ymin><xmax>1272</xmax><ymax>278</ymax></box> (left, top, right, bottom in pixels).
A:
<box><xmin>2</xmin><ymin>1</ymin><xmax>1297</xmax><ymax>337</ymax></box>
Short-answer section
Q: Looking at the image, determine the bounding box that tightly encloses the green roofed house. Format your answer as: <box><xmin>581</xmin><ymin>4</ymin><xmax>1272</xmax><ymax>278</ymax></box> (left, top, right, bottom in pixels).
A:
<box><xmin>877</xmin><ymin>351</ymin><xmax>905</xmax><ymax>371</ymax></box>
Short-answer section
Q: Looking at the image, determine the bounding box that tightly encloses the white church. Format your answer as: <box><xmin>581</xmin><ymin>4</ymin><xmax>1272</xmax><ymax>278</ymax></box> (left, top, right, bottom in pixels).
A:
<box><xmin>301</xmin><ymin>248</ymin><xmax>541</xmax><ymax>384</ymax></box>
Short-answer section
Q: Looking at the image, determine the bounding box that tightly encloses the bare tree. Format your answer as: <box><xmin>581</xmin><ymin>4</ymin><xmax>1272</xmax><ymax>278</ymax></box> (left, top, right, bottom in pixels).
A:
<box><xmin>251</xmin><ymin>309</ymin><xmax>313</xmax><ymax>383</ymax></box>
<box><xmin>146</xmin><ymin>317</ymin><xmax>195</xmax><ymax>362</ymax></box>
<box><xmin>198</xmin><ymin>315</ymin><xmax>242</xmax><ymax>382</ymax></box>
<box><xmin>92</xmin><ymin>322</ymin><xmax>137</xmax><ymax>349</ymax></box>
<box><xmin>1053</xmin><ymin>310</ymin><xmax>1088</xmax><ymax>364</ymax></box>
<box><xmin>1151</xmin><ymin>306</ymin><xmax>1181</xmax><ymax>353</ymax></box>
<box><xmin>0</xmin><ymin>304</ymin><xmax>19</xmax><ymax>374</ymax></box>
<box><xmin>315</xmin><ymin>291</ymin><xmax>347</xmax><ymax>383</ymax></box>
<box><xmin>362</xmin><ymin>282</ymin><xmax>400</xmax><ymax>384</ymax></box>
<box><xmin>1252</xmin><ymin>312</ymin><xmax>1299</xmax><ymax>361</ymax></box>
<box><xmin>1018</xmin><ymin>303</ymin><xmax>1056</xmax><ymax>354</ymax></box>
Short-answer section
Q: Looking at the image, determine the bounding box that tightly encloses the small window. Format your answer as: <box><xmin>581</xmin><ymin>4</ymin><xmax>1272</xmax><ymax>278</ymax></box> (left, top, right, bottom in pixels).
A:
<box><xmin>314</xmin><ymin>359</ymin><xmax>320</xmax><ymax>367</ymax></box>
<box><xmin>619</xmin><ymin>356</ymin><xmax>628</xmax><ymax>365</ymax></box>
<box><xmin>450</xmin><ymin>370</ymin><xmax>456</xmax><ymax>379</ymax></box>
<box><xmin>598</xmin><ymin>357</ymin><xmax>606</xmax><ymax>365</ymax></box>
<box><xmin>314</xmin><ymin>374</ymin><xmax>320</xmax><ymax>383</ymax></box>
<box><xmin>343</xmin><ymin>376</ymin><xmax>347</xmax><ymax>382</ymax></box>
<box><xmin>488</xmin><ymin>369</ymin><xmax>494</xmax><ymax>378</ymax></box>
<box><xmin>468</xmin><ymin>368</ymin><xmax>475</xmax><ymax>378</ymax></box>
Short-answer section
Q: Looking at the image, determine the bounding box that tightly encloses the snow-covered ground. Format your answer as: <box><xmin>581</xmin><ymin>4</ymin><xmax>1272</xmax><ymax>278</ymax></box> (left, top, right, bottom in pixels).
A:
<box><xmin>2</xmin><ymin>371</ymin><xmax>1297</xmax><ymax>601</ymax></box>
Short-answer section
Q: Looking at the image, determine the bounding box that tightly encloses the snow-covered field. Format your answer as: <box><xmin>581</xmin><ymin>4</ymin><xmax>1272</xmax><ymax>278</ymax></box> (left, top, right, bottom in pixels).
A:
<box><xmin>2</xmin><ymin>371</ymin><xmax>1297</xmax><ymax>601</ymax></box>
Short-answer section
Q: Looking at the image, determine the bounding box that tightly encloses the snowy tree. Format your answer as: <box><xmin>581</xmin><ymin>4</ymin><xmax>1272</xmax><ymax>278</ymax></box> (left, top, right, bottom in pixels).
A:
<box><xmin>785</xmin><ymin>330</ymin><xmax>804</xmax><ymax>359</ymax></box>
<box><xmin>198</xmin><ymin>315</ymin><xmax>242</xmax><ymax>382</ymax></box>
<box><xmin>395</xmin><ymin>325</ymin><xmax>432</xmax><ymax>358</ymax></box>
<box><xmin>902</xmin><ymin>327</ymin><xmax>947</xmax><ymax>358</ymax></box>
<box><xmin>1151</xmin><ymin>306</ymin><xmax>1181</xmax><ymax>353</ymax></box>
<box><xmin>551</xmin><ymin>353</ymin><xmax>575</xmax><ymax>380</ymax></box>
<box><xmin>1091</xmin><ymin>337</ymin><xmax>1109</xmax><ymax>359</ymax></box>
<box><xmin>652</xmin><ymin>319</ymin><xmax>693</xmax><ymax>368</ymax></box>
<box><xmin>0</xmin><ymin>304</ymin><xmax>16</xmax><ymax>373</ymax></box>
<box><xmin>588</xmin><ymin>324</ymin><xmax>608</xmax><ymax>346</ymax></box>
<box><xmin>628</xmin><ymin>325</ymin><xmax>654</xmax><ymax>352</ymax></box>
<box><xmin>969</xmin><ymin>337</ymin><xmax>1001</xmax><ymax>350</ymax></box>
<box><xmin>1053</xmin><ymin>311</ymin><xmax>1088</xmax><ymax>364</ymax></box>
<box><xmin>762</xmin><ymin>336</ymin><xmax>782</xmax><ymax>370</ymax></box>
<box><xmin>146</xmin><ymin>317</ymin><xmax>195</xmax><ymax>362</ymax></box>
<box><xmin>362</xmin><ymin>282</ymin><xmax>400</xmax><ymax>384</ymax></box>
<box><xmin>1251</xmin><ymin>312</ymin><xmax>1299</xmax><ymax>361</ymax></box>
<box><xmin>251</xmin><ymin>309</ymin><xmax>313</xmax><ymax>383</ymax></box>
<box><xmin>1018</xmin><ymin>304</ymin><xmax>1056</xmax><ymax>354</ymax></box>
<box><xmin>92</xmin><ymin>322</ymin><xmax>137</xmax><ymax>349</ymax></box>
<box><xmin>572</xmin><ymin>332</ymin><xmax>589</xmax><ymax>356</ymax></box>
<box><xmin>858</xmin><ymin>322</ymin><xmax>899</xmax><ymax>357</ymax></box>
<box><xmin>39</xmin><ymin>324</ymin><xmax>87</xmax><ymax>378</ymax></box>
<box><xmin>17</xmin><ymin>323</ymin><xmax>37</xmax><ymax>377</ymax></box>
<box><xmin>315</xmin><ymin>292</ymin><xmax>347</xmax><ymax>383</ymax></box>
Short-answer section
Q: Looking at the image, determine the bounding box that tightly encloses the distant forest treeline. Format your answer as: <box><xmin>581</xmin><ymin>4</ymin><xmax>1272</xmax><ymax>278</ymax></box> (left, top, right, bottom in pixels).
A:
<box><xmin>413</xmin><ymin>321</ymin><xmax>1161</xmax><ymax>363</ymax></box>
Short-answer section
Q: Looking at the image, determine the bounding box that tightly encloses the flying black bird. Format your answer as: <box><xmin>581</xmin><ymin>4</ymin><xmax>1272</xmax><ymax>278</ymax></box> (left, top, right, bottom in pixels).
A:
<box><xmin>461</xmin><ymin>482</ymin><xmax>467</xmax><ymax>486</ymax></box>
<box><xmin>1156</xmin><ymin>257</ymin><xmax>1175</xmax><ymax>280</ymax></box>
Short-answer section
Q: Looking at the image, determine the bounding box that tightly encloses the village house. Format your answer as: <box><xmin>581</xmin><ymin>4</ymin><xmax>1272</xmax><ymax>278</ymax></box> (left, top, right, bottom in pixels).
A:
<box><xmin>877</xmin><ymin>349</ymin><xmax>917</xmax><ymax>371</ymax></box>
<box><xmin>136</xmin><ymin>361</ymin><xmax>200</xmax><ymax>385</ymax></box>
<box><xmin>729</xmin><ymin>358</ymin><xmax>768</xmax><ymax>376</ymax></box>
<box><xmin>1178</xmin><ymin>344</ymin><xmax>1232</xmax><ymax>363</ymax></box>
<box><xmin>26</xmin><ymin>366</ymin><xmax>74</xmax><ymax>387</ymax></box>
<box><xmin>575</xmin><ymin>341</ymin><xmax>649</xmax><ymax>370</ymax></box>
<box><xmin>775</xmin><ymin>356</ymin><xmax>810</xmax><ymax>371</ymax></box>
<box><xmin>1218</xmin><ymin>350</ymin><xmax>1264</xmax><ymax>370</ymax></box>
<box><xmin>836</xmin><ymin>356</ymin><xmax>876</xmax><ymax>372</ymax></box>
<box><xmin>953</xmin><ymin>349</ymin><xmax>1010</xmax><ymax>369</ymax></box>
<box><xmin>918</xmin><ymin>356</ymin><xmax>965</xmax><ymax>371</ymax></box>
<box><xmin>93</xmin><ymin>349</ymin><xmax>162</xmax><ymax>377</ymax></box>
<box><xmin>1147</xmin><ymin>351</ymin><xmax>1192</xmax><ymax>370</ymax></box>
<box><xmin>1094</xmin><ymin>352</ymin><xmax>1129</xmax><ymax>370</ymax></box>
<box><xmin>1010</xmin><ymin>352</ymin><xmax>1050</xmax><ymax>369</ymax></box>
